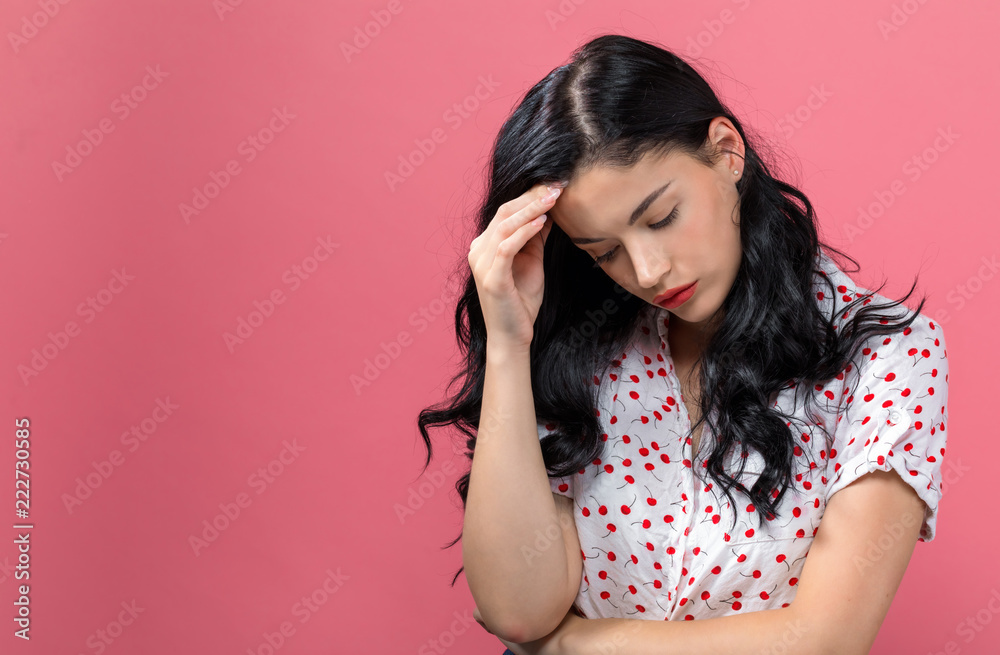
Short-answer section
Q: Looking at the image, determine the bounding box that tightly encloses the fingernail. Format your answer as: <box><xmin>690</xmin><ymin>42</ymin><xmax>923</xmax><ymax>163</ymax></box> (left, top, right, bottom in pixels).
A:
<box><xmin>543</xmin><ymin>186</ymin><xmax>562</xmax><ymax>201</ymax></box>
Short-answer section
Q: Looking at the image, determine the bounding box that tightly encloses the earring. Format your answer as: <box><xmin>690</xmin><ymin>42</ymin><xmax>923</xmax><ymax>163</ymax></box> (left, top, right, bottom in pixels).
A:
<box><xmin>733</xmin><ymin>170</ymin><xmax>739</xmax><ymax>175</ymax></box>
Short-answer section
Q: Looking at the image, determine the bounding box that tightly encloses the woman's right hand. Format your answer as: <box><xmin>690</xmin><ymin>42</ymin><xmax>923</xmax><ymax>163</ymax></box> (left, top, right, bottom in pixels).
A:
<box><xmin>468</xmin><ymin>182</ymin><xmax>564</xmax><ymax>353</ymax></box>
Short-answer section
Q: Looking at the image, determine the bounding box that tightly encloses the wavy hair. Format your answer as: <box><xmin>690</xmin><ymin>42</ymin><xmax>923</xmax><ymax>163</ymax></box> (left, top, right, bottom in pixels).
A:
<box><xmin>416</xmin><ymin>34</ymin><xmax>927</xmax><ymax>587</ymax></box>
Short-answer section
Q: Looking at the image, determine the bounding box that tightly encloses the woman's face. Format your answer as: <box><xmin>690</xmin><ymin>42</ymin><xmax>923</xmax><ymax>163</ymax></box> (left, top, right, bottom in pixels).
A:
<box><xmin>549</xmin><ymin>121</ymin><xmax>744</xmax><ymax>333</ymax></box>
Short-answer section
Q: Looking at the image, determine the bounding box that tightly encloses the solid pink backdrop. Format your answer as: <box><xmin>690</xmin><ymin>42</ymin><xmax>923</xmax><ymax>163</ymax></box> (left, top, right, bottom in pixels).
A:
<box><xmin>0</xmin><ymin>0</ymin><xmax>996</xmax><ymax>653</ymax></box>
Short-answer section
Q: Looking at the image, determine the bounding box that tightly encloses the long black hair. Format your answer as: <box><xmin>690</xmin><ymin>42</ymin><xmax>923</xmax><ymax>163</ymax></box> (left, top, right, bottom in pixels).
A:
<box><xmin>416</xmin><ymin>34</ymin><xmax>927</xmax><ymax>587</ymax></box>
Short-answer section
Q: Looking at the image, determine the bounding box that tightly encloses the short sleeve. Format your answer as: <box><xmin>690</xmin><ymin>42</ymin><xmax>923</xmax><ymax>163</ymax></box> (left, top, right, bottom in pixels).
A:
<box><xmin>538</xmin><ymin>419</ymin><xmax>575</xmax><ymax>499</ymax></box>
<box><xmin>826</xmin><ymin>315</ymin><xmax>949</xmax><ymax>542</ymax></box>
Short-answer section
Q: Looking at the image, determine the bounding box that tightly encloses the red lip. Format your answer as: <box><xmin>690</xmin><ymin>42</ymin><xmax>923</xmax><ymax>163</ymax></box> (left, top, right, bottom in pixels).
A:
<box><xmin>653</xmin><ymin>281</ymin><xmax>696</xmax><ymax>305</ymax></box>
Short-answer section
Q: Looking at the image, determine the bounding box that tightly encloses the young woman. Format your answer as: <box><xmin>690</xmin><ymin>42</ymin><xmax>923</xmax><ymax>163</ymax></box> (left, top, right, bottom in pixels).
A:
<box><xmin>416</xmin><ymin>34</ymin><xmax>949</xmax><ymax>655</ymax></box>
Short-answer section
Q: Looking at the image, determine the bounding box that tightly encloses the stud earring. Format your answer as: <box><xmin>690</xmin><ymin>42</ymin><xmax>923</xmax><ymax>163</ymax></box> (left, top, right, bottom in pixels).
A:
<box><xmin>733</xmin><ymin>170</ymin><xmax>739</xmax><ymax>175</ymax></box>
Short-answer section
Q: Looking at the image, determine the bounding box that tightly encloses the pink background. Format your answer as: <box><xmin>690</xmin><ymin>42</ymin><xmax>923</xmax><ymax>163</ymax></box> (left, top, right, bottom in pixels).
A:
<box><xmin>0</xmin><ymin>0</ymin><xmax>996</xmax><ymax>653</ymax></box>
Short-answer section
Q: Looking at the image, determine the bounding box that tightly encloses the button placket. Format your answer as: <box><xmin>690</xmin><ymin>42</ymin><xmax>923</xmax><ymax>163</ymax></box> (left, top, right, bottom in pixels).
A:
<box><xmin>659</xmin><ymin>347</ymin><xmax>699</xmax><ymax>612</ymax></box>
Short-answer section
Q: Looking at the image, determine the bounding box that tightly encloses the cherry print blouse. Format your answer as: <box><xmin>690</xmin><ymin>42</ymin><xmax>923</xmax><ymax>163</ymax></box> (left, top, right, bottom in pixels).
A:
<box><xmin>537</xmin><ymin>249</ymin><xmax>949</xmax><ymax>621</ymax></box>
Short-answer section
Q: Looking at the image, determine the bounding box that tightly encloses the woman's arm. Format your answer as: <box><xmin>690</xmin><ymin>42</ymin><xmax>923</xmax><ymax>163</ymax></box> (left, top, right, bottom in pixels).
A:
<box><xmin>463</xmin><ymin>344</ymin><xmax>577</xmax><ymax>644</ymax></box>
<box><xmin>548</xmin><ymin>468</ymin><xmax>924</xmax><ymax>655</ymax></box>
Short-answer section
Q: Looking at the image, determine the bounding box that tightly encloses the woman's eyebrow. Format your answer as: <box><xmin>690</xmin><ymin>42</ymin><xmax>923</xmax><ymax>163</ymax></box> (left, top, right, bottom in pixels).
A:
<box><xmin>569</xmin><ymin>180</ymin><xmax>674</xmax><ymax>244</ymax></box>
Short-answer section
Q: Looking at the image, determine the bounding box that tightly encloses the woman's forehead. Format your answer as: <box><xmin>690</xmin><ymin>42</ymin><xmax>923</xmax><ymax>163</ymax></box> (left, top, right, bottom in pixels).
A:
<box><xmin>552</xmin><ymin>153</ymin><xmax>691</xmax><ymax>230</ymax></box>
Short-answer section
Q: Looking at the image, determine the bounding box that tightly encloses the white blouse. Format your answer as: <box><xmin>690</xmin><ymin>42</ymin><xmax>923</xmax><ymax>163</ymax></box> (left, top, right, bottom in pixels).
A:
<box><xmin>538</xmin><ymin>250</ymin><xmax>949</xmax><ymax>620</ymax></box>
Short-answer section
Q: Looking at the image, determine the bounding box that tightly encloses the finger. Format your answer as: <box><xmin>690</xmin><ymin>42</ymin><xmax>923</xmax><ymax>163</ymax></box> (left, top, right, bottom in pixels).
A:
<box><xmin>539</xmin><ymin>216</ymin><xmax>553</xmax><ymax>247</ymax></box>
<box><xmin>479</xmin><ymin>185</ymin><xmax>561</xmax><ymax>272</ymax></box>
<box><xmin>484</xmin><ymin>215</ymin><xmax>548</xmax><ymax>284</ymax></box>
<box><xmin>478</xmin><ymin>215</ymin><xmax>547</xmax><ymax>291</ymax></box>
<box><xmin>493</xmin><ymin>182</ymin><xmax>563</xmax><ymax>224</ymax></box>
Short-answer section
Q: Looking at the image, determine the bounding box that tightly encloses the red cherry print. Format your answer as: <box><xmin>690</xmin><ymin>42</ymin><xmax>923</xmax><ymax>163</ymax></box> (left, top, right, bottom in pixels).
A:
<box><xmin>543</xmin><ymin>265</ymin><xmax>948</xmax><ymax>622</ymax></box>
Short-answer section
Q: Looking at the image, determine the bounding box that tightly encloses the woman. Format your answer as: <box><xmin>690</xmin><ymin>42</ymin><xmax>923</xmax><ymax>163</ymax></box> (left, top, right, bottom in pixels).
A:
<box><xmin>416</xmin><ymin>34</ymin><xmax>949</xmax><ymax>654</ymax></box>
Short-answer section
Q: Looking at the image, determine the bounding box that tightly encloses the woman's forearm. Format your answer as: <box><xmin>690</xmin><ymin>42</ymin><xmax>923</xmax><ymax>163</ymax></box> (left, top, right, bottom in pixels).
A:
<box><xmin>463</xmin><ymin>343</ymin><xmax>573</xmax><ymax>643</ymax></box>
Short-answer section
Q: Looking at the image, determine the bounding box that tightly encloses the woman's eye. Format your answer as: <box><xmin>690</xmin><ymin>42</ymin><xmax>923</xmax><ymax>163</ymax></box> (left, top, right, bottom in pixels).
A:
<box><xmin>650</xmin><ymin>207</ymin><xmax>679</xmax><ymax>229</ymax></box>
<box><xmin>590</xmin><ymin>207</ymin><xmax>678</xmax><ymax>268</ymax></box>
<box><xmin>592</xmin><ymin>248</ymin><xmax>617</xmax><ymax>268</ymax></box>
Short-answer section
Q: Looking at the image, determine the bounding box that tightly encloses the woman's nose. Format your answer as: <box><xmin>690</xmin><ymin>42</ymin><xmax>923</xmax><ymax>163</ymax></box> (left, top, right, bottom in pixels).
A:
<box><xmin>632</xmin><ymin>246</ymin><xmax>668</xmax><ymax>289</ymax></box>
